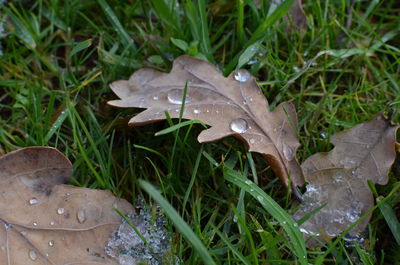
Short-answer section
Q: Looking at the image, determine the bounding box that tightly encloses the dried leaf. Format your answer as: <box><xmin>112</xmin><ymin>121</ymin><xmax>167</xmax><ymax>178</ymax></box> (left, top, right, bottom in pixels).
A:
<box><xmin>0</xmin><ymin>147</ymin><xmax>134</xmax><ymax>264</ymax></box>
<box><xmin>288</xmin><ymin>0</ymin><xmax>307</xmax><ymax>31</ymax></box>
<box><xmin>293</xmin><ymin>113</ymin><xmax>399</xmax><ymax>243</ymax></box>
<box><xmin>108</xmin><ymin>55</ymin><xmax>304</xmax><ymax>188</ymax></box>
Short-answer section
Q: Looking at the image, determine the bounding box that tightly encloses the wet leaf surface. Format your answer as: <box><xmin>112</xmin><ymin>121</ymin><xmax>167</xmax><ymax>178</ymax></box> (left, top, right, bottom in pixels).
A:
<box><xmin>0</xmin><ymin>147</ymin><xmax>134</xmax><ymax>265</ymax></box>
<box><xmin>108</xmin><ymin>55</ymin><xmax>304</xmax><ymax>188</ymax></box>
<box><xmin>293</xmin><ymin>113</ymin><xmax>398</xmax><ymax>243</ymax></box>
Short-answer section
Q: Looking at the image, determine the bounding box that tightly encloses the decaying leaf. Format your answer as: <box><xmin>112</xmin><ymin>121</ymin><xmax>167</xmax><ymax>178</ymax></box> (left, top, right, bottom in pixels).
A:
<box><xmin>293</xmin><ymin>113</ymin><xmax>399</xmax><ymax>243</ymax></box>
<box><xmin>0</xmin><ymin>147</ymin><xmax>135</xmax><ymax>264</ymax></box>
<box><xmin>108</xmin><ymin>55</ymin><xmax>304</xmax><ymax>189</ymax></box>
<box><xmin>288</xmin><ymin>0</ymin><xmax>307</xmax><ymax>31</ymax></box>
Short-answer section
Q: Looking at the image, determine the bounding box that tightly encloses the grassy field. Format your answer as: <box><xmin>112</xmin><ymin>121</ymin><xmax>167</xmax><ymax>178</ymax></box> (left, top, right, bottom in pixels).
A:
<box><xmin>0</xmin><ymin>0</ymin><xmax>399</xmax><ymax>264</ymax></box>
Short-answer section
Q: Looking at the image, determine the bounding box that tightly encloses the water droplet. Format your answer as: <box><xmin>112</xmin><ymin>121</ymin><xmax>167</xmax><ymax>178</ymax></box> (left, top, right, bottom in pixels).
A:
<box><xmin>167</xmin><ymin>89</ymin><xmax>191</xmax><ymax>104</ymax></box>
<box><xmin>29</xmin><ymin>250</ymin><xmax>37</xmax><ymax>260</ymax></box>
<box><xmin>283</xmin><ymin>144</ymin><xmax>295</xmax><ymax>161</ymax></box>
<box><xmin>33</xmin><ymin>222</ymin><xmax>38</xmax><ymax>226</ymax></box>
<box><xmin>138</xmin><ymin>97</ymin><xmax>146</xmax><ymax>107</ymax></box>
<box><xmin>233</xmin><ymin>215</ymin><xmax>238</xmax><ymax>223</ymax></box>
<box><xmin>230</xmin><ymin>119</ymin><xmax>248</xmax><ymax>134</ymax></box>
<box><xmin>29</xmin><ymin>197</ymin><xmax>38</xmax><ymax>205</ymax></box>
<box><xmin>206</xmin><ymin>109</ymin><xmax>210</xmax><ymax>113</ymax></box>
<box><xmin>234</xmin><ymin>69</ymin><xmax>250</xmax><ymax>82</ymax></box>
<box><xmin>57</xmin><ymin>208</ymin><xmax>65</xmax><ymax>215</ymax></box>
<box><xmin>334</xmin><ymin>173</ymin><xmax>344</xmax><ymax>183</ymax></box>
<box><xmin>257</xmin><ymin>195</ymin><xmax>264</xmax><ymax>203</ymax></box>
<box><xmin>175</xmin><ymin>109</ymin><xmax>180</xmax><ymax>113</ymax></box>
<box><xmin>293</xmin><ymin>223</ymin><xmax>298</xmax><ymax>227</ymax></box>
<box><xmin>249</xmin><ymin>138</ymin><xmax>255</xmax><ymax>144</ymax></box>
<box><xmin>50</xmin><ymin>221</ymin><xmax>55</xmax><ymax>226</ymax></box>
<box><xmin>152</xmin><ymin>96</ymin><xmax>159</xmax><ymax>101</ymax></box>
<box><xmin>193</xmin><ymin>109</ymin><xmax>201</xmax><ymax>114</ymax></box>
<box><xmin>48</xmin><ymin>240</ymin><xmax>54</xmax><ymax>247</ymax></box>
<box><xmin>245</xmin><ymin>180</ymin><xmax>252</xmax><ymax>185</ymax></box>
<box><xmin>320</xmin><ymin>132</ymin><xmax>327</xmax><ymax>139</ymax></box>
<box><xmin>77</xmin><ymin>209</ymin><xmax>87</xmax><ymax>224</ymax></box>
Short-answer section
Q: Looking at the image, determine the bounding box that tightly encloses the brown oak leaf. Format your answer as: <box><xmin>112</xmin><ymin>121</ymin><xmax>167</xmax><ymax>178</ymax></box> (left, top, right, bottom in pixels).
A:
<box><xmin>108</xmin><ymin>55</ymin><xmax>304</xmax><ymax>189</ymax></box>
<box><xmin>293</xmin><ymin>113</ymin><xmax>398</xmax><ymax>243</ymax></box>
<box><xmin>0</xmin><ymin>147</ymin><xmax>134</xmax><ymax>264</ymax></box>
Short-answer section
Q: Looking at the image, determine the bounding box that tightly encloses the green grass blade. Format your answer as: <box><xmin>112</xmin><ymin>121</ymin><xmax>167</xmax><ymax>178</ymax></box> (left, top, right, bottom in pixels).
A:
<box><xmin>377</xmin><ymin>196</ymin><xmax>400</xmax><ymax>245</ymax></box>
<box><xmin>224</xmin><ymin>0</ymin><xmax>295</xmax><ymax>74</ymax></box>
<box><xmin>213</xmin><ymin>225</ymin><xmax>251</xmax><ymax>265</ymax></box>
<box><xmin>44</xmin><ymin>108</ymin><xmax>69</xmax><ymax>143</ymax></box>
<box><xmin>97</xmin><ymin>0</ymin><xmax>136</xmax><ymax>51</ymax></box>
<box><xmin>139</xmin><ymin>180</ymin><xmax>217</xmax><ymax>265</ymax></box>
<box><xmin>5</xmin><ymin>5</ymin><xmax>37</xmax><ymax>49</ymax></box>
<box><xmin>224</xmin><ymin>167</ymin><xmax>307</xmax><ymax>265</ymax></box>
<box><xmin>70</xmin><ymin>39</ymin><xmax>92</xmax><ymax>58</ymax></box>
<box><xmin>155</xmin><ymin>120</ymin><xmax>207</xmax><ymax>136</ymax></box>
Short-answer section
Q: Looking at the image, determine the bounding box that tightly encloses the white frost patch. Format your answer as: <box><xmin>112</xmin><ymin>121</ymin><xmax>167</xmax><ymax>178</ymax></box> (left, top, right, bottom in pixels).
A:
<box><xmin>105</xmin><ymin>199</ymin><xmax>179</xmax><ymax>265</ymax></box>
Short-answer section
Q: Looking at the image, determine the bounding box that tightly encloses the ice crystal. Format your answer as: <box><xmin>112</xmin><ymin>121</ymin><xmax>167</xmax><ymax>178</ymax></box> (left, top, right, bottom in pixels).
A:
<box><xmin>105</xmin><ymin>198</ymin><xmax>178</xmax><ymax>265</ymax></box>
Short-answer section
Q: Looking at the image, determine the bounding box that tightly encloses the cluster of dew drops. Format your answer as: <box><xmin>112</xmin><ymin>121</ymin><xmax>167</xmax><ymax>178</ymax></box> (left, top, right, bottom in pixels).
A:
<box><xmin>150</xmin><ymin>68</ymin><xmax>254</xmax><ymax>137</ymax></box>
<box><xmin>12</xmin><ymin>194</ymin><xmax>88</xmax><ymax>261</ymax></box>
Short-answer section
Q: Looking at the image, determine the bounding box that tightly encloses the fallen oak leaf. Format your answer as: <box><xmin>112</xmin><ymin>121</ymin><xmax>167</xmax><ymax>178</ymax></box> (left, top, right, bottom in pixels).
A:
<box><xmin>108</xmin><ymin>55</ymin><xmax>304</xmax><ymax>189</ymax></box>
<box><xmin>293</xmin><ymin>113</ymin><xmax>399</xmax><ymax>243</ymax></box>
<box><xmin>0</xmin><ymin>147</ymin><xmax>134</xmax><ymax>264</ymax></box>
<box><xmin>287</xmin><ymin>0</ymin><xmax>307</xmax><ymax>32</ymax></box>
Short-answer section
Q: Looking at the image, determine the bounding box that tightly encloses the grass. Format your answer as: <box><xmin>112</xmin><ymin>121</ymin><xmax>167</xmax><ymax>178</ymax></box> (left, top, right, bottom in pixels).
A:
<box><xmin>1</xmin><ymin>0</ymin><xmax>400</xmax><ymax>264</ymax></box>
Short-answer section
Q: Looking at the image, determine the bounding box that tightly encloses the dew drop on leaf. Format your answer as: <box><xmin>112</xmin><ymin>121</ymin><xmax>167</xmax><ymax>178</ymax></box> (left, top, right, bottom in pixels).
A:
<box><xmin>138</xmin><ymin>98</ymin><xmax>146</xmax><ymax>107</ymax></box>
<box><xmin>167</xmin><ymin>89</ymin><xmax>191</xmax><ymax>104</ymax></box>
<box><xmin>230</xmin><ymin>118</ymin><xmax>248</xmax><ymax>134</ymax></box>
<box><xmin>282</xmin><ymin>144</ymin><xmax>295</xmax><ymax>161</ymax></box>
<box><xmin>234</xmin><ymin>69</ymin><xmax>250</xmax><ymax>82</ymax></box>
<box><xmin>57</xmin><ymin>208</ymin><xmax>65</xmax><ymax>215</ymax></box>
<box><xmin>29</xmin><ymin>197</ymin><xmax>38</xmax><ymax>205</ymax></box>
<box><xmin>77</xmin><ymin>209</ymin><xmax>87</xmax><ymax>224</ymax></box>
<box><xmin>29</xmin><ymin>250</ymin><xmax>38</xmax><ymax>260</ymax></box>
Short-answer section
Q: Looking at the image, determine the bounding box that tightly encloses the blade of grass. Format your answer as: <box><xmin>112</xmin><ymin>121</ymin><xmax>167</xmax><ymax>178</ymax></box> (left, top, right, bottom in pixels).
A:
<box><xmin>97</xmin><ymin>0</ymin><xmax>136</xmax><ymax>51</ymax></box>
<box><xmin>224</xmin><ymin>166</ymin><xmax>307</xmax><ymax>265</ymax></box>
<box><xmin>139</xmin><ymin>179</ymin><xmax>217</xmax><ymax>265</ymax></box>
<box><xmin>224</xmin><ymin>0</ymin><xmax>295</xmax><ymax>74</ymax></box>
<box><xmin>377</xmin><ymin>196</ymin><xmax>400</xmax><ymax>245</ymax></box>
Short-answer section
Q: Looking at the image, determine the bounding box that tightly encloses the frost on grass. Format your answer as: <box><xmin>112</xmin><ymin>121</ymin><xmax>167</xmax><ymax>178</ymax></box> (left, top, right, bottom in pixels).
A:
<box><xmin>106</xmin><ymin>199</ymin><xmax>177</xmax><ymax>265</ymax></box>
